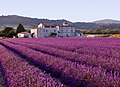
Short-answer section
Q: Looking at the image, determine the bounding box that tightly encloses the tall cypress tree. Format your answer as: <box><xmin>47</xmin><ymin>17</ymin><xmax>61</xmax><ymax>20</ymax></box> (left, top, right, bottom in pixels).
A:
<box><xmin>16</xmin><ymin>23</ymin><xmax>26</xmax><ymax>33</ymax></box>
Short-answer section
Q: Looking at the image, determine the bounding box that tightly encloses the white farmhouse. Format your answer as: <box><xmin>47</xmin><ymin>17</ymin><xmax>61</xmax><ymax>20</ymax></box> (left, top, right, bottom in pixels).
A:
<box><xmin>17</xmin><ymin>32</ymin><xmax>31</xmax><ymax>38</ymax></box>
<box><xmin>31</xmin><ymin>22</ymin><xmax>84</xmax><ymax>38</ymax></box>
<box><xmin>31</xmin><ymin>23</ymin><xmax>59</xmax><ymax>37</ymax></box>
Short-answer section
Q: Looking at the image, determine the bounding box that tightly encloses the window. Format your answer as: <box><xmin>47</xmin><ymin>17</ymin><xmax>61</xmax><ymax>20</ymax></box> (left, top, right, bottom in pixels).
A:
<box><xmin>54</xmin><ymin>30</ymin><xmax>56</xmax><ymax>32</ymax></box>
<box><xmin>61</xmin><ymin>30</ymin><xmax>63</xmax><ymax>32</ymax></box>
<box><xmin>71</xmin><ymin>30</ymin><xmax>73</xmax><ymax>32</ymax></box>
<box><xmin>46</xmin><ymin>30</ymin><xmax>48</xmax><ymax>32</ymax></box>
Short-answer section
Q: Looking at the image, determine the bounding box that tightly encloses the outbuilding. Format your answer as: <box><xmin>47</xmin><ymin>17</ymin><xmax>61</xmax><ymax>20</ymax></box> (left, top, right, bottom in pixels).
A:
<box><xmin>17</xmin><ymin>32</ymin><xmax>31</xmax><ymax>38</ymax></box>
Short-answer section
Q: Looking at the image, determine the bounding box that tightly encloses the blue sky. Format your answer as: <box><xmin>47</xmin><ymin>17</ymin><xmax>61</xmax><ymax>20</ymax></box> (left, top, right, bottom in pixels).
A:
<box><xmin>0</xmin><ymin>0</ymin><xmax>120</xmax><ymax>22</ymax></box>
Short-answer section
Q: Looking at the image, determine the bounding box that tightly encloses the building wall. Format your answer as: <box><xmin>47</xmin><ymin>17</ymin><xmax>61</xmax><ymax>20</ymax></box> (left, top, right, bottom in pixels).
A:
<box><xmin>58</xmin><ymin>28</ymin><xmax>75</xmax><ymax>37</ymax></box>
<box><xmin>31</xmin><ymin>29</ymin><xmax>38</xmax><ymax>38</ymax></box>
<box><xmin>37</xmin><ymin>29</ymin><xmax>44</xmax><ymax>37</ymax></box>
<box><xmin>31</xmin><ymin>25</ymin><xmax>78</xmax><ymax>38</ymax></box>
<box><xmin>37</xmin><ymin>28</ymin><xmax>58</xmax><ymax>37</ymax></box>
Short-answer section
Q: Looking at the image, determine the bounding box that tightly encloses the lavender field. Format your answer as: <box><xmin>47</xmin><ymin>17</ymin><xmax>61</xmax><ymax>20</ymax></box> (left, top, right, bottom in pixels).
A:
<box><xmin>0</xmin><ymin>38</ymin><xmax>120</xmax><ymax>87</ymax></box>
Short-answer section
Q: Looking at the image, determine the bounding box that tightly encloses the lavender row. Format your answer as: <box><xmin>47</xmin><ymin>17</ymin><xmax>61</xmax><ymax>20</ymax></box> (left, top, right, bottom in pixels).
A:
<box><xmin>5</xmin><ymin>38</ymin><xmax>120</xmax><ymax>52</ymax></box>
<box><xmin>5</xmin><ymin>38</ymin><xmax>89</xmax><ymax>51</ymax></box>
<box><xmin>0</xmin><ymin>44</ymin><xmax>63</xmax><ymax>87</ymax></box>
<box><xmin>75</xmin><ymin>44</ymin><xmax>120</xmax><ymax>60</ymax></box>
<box><xmin>6</xmin><ymin>38</ymin><xmax>120</xmax><ymax>62</ymax></box>
<box><xmin>6</xmin><ymin>39</ymin><xmax>120</xmax><ymax>73</ymax></box>
<box><xmin>1</xmin><ymin>40</ymin><xmax>120</xmax><ymax>87</ymax></box>
<box><xmin>5</xmin><ymin>38</ymin><xmax>120</xmax><ymax>58</ymax></box>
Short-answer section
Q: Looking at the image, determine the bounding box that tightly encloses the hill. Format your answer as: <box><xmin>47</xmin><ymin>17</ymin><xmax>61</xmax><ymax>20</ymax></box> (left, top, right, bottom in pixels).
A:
<box><xmin>0</xmin><ymin>15</ymin><xmax>120</xmax><ymax>30</ymax></box>
<box><xmin>0</xmin><ymin>15</ymin><xmax>71</xmax><ymax>29</ymax></box>
<box><xmin>0</xmin><ymin>15</ymin><xmax>101</xmax><ymax>29</ymax></box>
<box><xmin>94</xmin><ymin>19</ymin><xmax>120</xmax><ymax>24</ymax></box>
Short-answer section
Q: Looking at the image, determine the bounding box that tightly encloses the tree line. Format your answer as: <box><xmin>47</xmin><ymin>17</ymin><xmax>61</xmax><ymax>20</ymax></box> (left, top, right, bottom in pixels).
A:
<box><xmin>82</xmin><ymin>29</ymin><xmax>120</xmax><ymax>34</ymax></box>
<box><xmin>0</xmin><ymin>24</ymin><xmax>26</xmax><ymax>38</ymax></box>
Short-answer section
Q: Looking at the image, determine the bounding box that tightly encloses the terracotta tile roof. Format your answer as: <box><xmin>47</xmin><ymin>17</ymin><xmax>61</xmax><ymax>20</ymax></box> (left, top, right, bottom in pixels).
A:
<box><xmin>38</xmin><ymin>22</ymin><xmax>75</xmax><ymax>28</ymax></box>
<box><xmin>18</xmin><ymin>32</ymin><xmax>30</xmax><ymax>34</ymax></box>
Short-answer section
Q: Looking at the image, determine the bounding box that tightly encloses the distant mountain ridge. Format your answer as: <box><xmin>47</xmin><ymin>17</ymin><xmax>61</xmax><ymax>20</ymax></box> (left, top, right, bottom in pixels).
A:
<box><xmin>94</xmin><ymin>19</ymin><xmax>120</xmax><ymax>24</ymax></box>
<box><xmin>0</xmin><ymin>15</ymin><xmax>71</xmax><ymax>28</ymax></box>
<box><xmin>0</xmin><ymin>15</ymin><xmax>120</xmax><ymax>29</ymax></box>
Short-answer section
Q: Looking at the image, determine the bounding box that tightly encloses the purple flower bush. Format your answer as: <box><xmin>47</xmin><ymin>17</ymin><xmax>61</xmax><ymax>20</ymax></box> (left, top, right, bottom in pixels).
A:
<box><xmin>0</xmin><ymin>44</ymin><xmax>63</xmax><ymax>87</ymax></box>
<box><xmin>0</xmin><ymin>38</ymin><xmax>120</xmax><ymax>87</ymax></box>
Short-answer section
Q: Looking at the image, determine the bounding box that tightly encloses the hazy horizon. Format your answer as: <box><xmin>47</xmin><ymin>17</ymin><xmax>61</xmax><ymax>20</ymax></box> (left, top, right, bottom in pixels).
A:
<box><xmin>0</xmin><ymin>0</ymin><xmax>120</xmax><ymax>22</ymax></box>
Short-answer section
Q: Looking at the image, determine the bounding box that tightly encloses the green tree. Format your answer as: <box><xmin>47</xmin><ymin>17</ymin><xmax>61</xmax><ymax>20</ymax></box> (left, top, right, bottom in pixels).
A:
<box><xmin>2</xmin><ymin>27</ymin><xmax>14</xmax><ymax>37</ymax></box>
<box><xmin>16</xmin><ymin>23</ymin><xmax>26</xmax><ymax>33</ymax></box>
<box><xmin>8</xmin><ymin>30</ymin><xmax>16</xmax><ymax>38</ymax></box>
